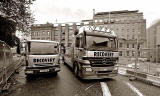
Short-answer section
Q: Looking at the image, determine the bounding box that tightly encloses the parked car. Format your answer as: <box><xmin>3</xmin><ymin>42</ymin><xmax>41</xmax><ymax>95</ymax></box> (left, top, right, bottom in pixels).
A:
<box><xmin>127</xmin><ymin>63</ymin><xmax>139</xmax><ymax>69</ymax></box>
<box><xmin>138</xmin><ymin>58</ymin><xmax>147</xmax><ymax>62</ymax></box>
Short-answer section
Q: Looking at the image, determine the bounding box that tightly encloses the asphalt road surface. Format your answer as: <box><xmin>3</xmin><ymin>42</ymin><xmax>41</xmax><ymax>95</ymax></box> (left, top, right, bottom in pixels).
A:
<box><xmin>2</xmin><ymin>61</ymin><xmax>160</xmax><ymax>96</ymax></box>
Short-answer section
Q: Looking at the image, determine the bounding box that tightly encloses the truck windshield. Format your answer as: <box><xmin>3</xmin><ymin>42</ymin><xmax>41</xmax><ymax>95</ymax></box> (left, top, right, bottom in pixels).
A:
<box><xmin>29</xmin><ymin>42</ymin><xmax>58</xmax><ymax>55</ymax></box>
<box><xmin>86</xmin><ymin>36</ymin><xmax>117</xmax><ymax>51</ymax></box>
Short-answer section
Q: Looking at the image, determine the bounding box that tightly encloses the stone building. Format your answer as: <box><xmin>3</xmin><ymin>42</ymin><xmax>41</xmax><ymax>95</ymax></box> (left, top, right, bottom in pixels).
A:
<box><xmin>147</xmin><ymin>21</ymin><xmax>160</xmax><ymax>62</ymax></box>
<box><xmin>92</xmin><ymin>10</ymin><xmax>147</xmax><ymax>58</ymax></box>
<box><xmin>31</xmin><ymin>23</ymin><xmax>55</xmax><ymax>41</ymax></box>
<box><xmin>31</xmin><ymin>22</ymin><xmax>81</xmax><ymax>46</ymax></box>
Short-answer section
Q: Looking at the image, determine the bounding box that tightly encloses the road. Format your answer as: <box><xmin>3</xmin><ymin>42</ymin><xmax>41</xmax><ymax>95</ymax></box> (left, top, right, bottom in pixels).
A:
<box><xmin>1</xmin><ymin>61</ymin><xmax>160</xmax><ymax>96</ymax></box>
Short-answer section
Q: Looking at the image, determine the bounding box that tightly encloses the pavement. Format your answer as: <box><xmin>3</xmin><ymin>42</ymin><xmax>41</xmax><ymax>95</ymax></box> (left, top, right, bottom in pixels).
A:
<box><xmin>13</xmin><ymin>54</ymin><xmax>24</xmax><ymax>69</ymax></box>
<box><xmin>1</xmin><ymin>61</ymin><xmax>160</xmax><ymax>96</ymax></box>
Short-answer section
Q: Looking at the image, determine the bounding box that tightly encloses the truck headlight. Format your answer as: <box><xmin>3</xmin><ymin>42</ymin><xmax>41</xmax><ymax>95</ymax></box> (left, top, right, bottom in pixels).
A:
<box><xmin>82</xmin><ymin>65</ymin><xmax>92</xmax><ymax>71</ymax></box>
<box><xmin>85</xmin><ymin>68</ymin><xmax>92</xmax><ymax>71</ymax></box>
<box><xmin>82</xmin><ymin>60</ymin><xmax>90</xmax><ymax>64</ymax></box>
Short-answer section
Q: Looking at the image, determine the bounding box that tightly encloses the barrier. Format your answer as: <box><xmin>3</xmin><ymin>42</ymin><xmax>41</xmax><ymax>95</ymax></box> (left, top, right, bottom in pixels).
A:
<box><xmin>147</xmin><ymin>75</ymin><xmax>160</xmax><ymax>86</ymax></box>
<box><xmin>0</xmin><ymin>40</ymin><xmax>14</xmax><ymax>90</ymax></box>
<box><xmin>118</xmin><ymin>65</ymin><xmax>160</xmax><ymax>87</ymax></box>
<box><xmin>118</xmin><ymin>66</ymin><xmax>128</xmax><ymax>75</ymax></box>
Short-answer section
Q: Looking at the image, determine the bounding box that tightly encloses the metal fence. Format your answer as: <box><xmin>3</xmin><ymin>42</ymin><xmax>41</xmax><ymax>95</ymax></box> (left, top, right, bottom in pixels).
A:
<box><xmin>118</xmin><ymin>48</ymin><xmax>160</xmax><ymax>76</ymax></box>
<box><xmin>0</xmin><ymin>40</ymin><xmax>14</xmax><ymax>88</ymax></box>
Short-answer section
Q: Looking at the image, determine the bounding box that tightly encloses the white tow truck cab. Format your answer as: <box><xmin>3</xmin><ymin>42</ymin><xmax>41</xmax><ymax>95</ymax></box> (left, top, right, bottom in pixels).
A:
<box><xmin>24</xmin><ymin>40</ymin><xmax>60</xmax><ymax>75</ymax></box>
<box><xmin>63</xmin><ymin>26</ymin><xmax>119</xmax><ymax>79</ymax></box>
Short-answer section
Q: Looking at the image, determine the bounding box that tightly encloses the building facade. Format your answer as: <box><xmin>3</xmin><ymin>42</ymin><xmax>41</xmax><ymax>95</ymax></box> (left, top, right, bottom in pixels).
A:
<box><xmin>31</xmin><ymin>23</ymin><xmax>54</xmax><ymax>41</ymax></box>
<box><xmin>147</xmin><ymin>21</ymin><xmax>160</xmax><ymax>62</ymax></box>
<box><xmin>31</xmin><ymin>22</ymin><xmax>82</xmax><ymax>46</ymax></box>
<box><xmin>92</xmin><ymin>10</ymin><xmax>147</xmax><ymax>58</ymax></box>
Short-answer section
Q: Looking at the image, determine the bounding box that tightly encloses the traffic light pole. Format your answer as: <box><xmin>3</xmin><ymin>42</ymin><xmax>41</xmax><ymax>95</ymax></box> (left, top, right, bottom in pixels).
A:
<box><xmin>135</xmin><ymin>34</ymin><xmax>139</xmax><ymax>76</ymax></box>
<box><xmin>129</xmin><ymin>35</ymin><xmax>139</xmax><ymax>81</ymax></box>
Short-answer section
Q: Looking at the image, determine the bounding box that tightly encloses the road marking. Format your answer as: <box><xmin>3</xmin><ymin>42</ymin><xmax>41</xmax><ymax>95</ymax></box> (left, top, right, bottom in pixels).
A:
<box><xmin>100</xmin><ymin>82</ymin><xmax>111</xmax><ymax>96</ymax></box>
<box><xmin>85</xmin><ymin>84</ymin><xmax>94</xmax><ymax>91</ymax></box>
<box><xmin>125</xmin><ymin>82</ymin><xmax>145</xmax><ymax>96</ymax></box>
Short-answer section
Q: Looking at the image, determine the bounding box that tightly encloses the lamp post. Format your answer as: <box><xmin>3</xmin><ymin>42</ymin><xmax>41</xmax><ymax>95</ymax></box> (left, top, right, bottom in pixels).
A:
<box><xmin>156</xmin><ymin>45</ymin><xmax>160</xmax><ymax>64</ymax></box>
<box><xmin>129</xmin><ymin>32</ymin><xmax>139</xmax><ymax>81</ymax></box>
<box><xmin>134</xmin><ymin>35</ymin><xmax>139</xmax><ymax>77</ymax></box>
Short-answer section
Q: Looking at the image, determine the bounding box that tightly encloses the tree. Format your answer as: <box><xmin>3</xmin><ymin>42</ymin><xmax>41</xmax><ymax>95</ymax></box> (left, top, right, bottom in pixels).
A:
<box><xmin>0</xmin><ymin>0</ymin><xmax>35</xmax><ymax>47</ymax></box>
<box><xmin>0</xmin><ymin>0</ymin><xmax>35</xmax><ymax>36</ymax></box>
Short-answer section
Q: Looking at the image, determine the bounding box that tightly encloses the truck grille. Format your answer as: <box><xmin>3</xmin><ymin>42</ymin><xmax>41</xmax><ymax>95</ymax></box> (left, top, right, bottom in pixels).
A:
<box><xmin>89</xmin><ymin>58</ymin><xmax>116</xmax><ymax>67</ymax></box>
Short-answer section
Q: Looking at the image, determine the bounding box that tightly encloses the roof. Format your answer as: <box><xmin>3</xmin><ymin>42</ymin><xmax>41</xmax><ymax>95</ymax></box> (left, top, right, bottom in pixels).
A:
<box><xmin>27</xmin><ymin>40</ymin><xmax>59</xmax><ymax>43</ymax></box>
<box><xmin>95</xmin><ymin>10</ymin><xmax>139</xmax><ymax>16</ymax></box>
<box><xmin>78</xmin><ymin>26</ymin><xmax>117</xmax><ymax>38</ymax></box>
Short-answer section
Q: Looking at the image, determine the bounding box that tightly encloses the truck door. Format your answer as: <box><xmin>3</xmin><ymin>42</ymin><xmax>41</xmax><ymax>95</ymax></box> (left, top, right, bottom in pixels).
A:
<box><xmin>75</xmin><ymin>36</ymin><xmax>85</xmax><ymax>60</ymax></box>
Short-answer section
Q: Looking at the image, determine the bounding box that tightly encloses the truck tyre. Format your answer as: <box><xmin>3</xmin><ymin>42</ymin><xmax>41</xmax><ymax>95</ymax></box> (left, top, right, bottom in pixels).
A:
<box><xmin>26</xmin><ymin>74</ymin><xmax>33</xmax><ymax>80</ymax></box>
<box><xmin>74</xmin><ymin>63</ymin><xmax>79</xmax><ymax>77</ymax></box>
<box><xmin>53</xmin><ymin>72</ymin><xmax>57</xmax><ymax>76</ymax></box>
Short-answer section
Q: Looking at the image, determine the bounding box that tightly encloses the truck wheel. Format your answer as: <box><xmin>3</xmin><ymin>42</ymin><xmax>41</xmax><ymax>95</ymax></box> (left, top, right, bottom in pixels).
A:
<box><xmin>26</xmin><ymin>74</ymin><xmax>33</xmax><ymax>80</ymax></box>
<box><xmin>74</xmin><ymin>63</ymin><xmax>79</xmax><ymax>77</ymax></box>
<box><xmin>53</xmin><ymin>72</ymin><xmax>57</xmax><ymax>76</ymax></box>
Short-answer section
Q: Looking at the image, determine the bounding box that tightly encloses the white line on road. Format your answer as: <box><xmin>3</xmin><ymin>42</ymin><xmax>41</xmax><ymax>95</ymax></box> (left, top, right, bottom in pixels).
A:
<box><xmin>125</xmin><ymin>82</ymin><xmax>145</xmax><ymax>96</ymax></box>
<box><xmin>85</xmin><ymin>84</ymin><xmax>94</xmax><ymax>91</ymax></box>
<box><xmin>100</xmin><ymin>82</ymin><xmax>112</xmax><ymax>96</ymax></box>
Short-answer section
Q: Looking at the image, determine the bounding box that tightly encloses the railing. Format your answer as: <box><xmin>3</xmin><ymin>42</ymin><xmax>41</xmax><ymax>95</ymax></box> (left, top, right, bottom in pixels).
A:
<box><xmin>0</xmin><ymin>40</ymin><xmax>14</xmax><ymax>87</ymax></box>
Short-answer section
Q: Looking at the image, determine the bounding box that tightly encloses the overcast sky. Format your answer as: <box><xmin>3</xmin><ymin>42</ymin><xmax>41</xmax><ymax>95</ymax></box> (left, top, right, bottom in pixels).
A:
<box><xmin>31</xmin><ymin>0</ymin><xmax>160</xmax><ymax>28</ymax></box>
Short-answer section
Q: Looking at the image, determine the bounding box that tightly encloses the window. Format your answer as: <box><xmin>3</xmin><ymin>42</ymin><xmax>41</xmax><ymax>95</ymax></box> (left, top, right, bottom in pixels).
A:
<box><xmin>127</xmin><ymin>44</ymin><xmax>129</xmax><ymax>48</ymax></box>
<box><xmin>62</xmin><ymin>36</ymin><xmax>65</xmax><ymax>40</ymax></box>
<box><xmin>62</xmin><ymin>31</ymin><xmax>65</xmax><ymax>34</ymax></box>
<box><xmin>119</xmin><ymin>43</ymin><xmax>123</xmax><ymax>48</ymax></box>
<box><xmin>127</xmin><ymin>51</ymin><xmax>130</xmax><ymax>56</ymax></box>
<box><xmin>119</xmin><ymin>51</ymin><xmax>122</xmax><ymax>56</ymax></box>
<box><xmin>31</xmin><ymin>32</ymin><xmax>34</xmax><ymax>36</ymax></box>
<box><xmin>138</xmin><ymin>51</ymin><xmax>140</xmax><ymax>57</ymax></box>
<box><xmin>132</xmin><ymin>34</ymin><xmax>135</xmax><ymax>39</ymax></box>
<box><xmin>46</xmin><ymin>37</ymin><xmax>50</xmax><ymax>40</ymax></box>
<box><xmin>38</xmin><ymin>32</ymin><xmax>41</xmax><ymax>36</ymax></box>
<box><xmin>42</xmin><ymin>37</ymin><xmax>45</xmax><ymax>40</ymax></box>
<box><xmin>132</xmin><ymin>51</ymin><xmax>135</xmax><ymax>56</ymax></box>
<box><xmin>132</xmin><ymin>29</ymin><xmax>135</xmax><ymax>32</ymax></box>
<box><xmin>132</xmin><ymin>44</ymin><xmax>135</xmax><ymax>48</ymax></box>
<box><xmin>48</xmin><ymin>32</ymin><xmax>50</xmax><ymax>36</ymax></box>
<box><xmin>43</xmin><ymin>32</ymin><xmax>45</xmax><ymax>35</ymax></box>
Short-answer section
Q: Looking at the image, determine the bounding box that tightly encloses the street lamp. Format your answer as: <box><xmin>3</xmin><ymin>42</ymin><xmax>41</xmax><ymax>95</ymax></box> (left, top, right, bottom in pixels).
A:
<box><xmin>129</xmin><ymin>32</ymin><xmax>140</xmax><ymax>81</ymax></box>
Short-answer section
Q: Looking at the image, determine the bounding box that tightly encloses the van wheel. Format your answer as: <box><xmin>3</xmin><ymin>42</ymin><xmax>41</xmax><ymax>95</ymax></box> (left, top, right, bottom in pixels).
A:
<box><xmin>74</xmin><ymin>63</ymin><xmax>79</xmax><ymax>77</ymax></box>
